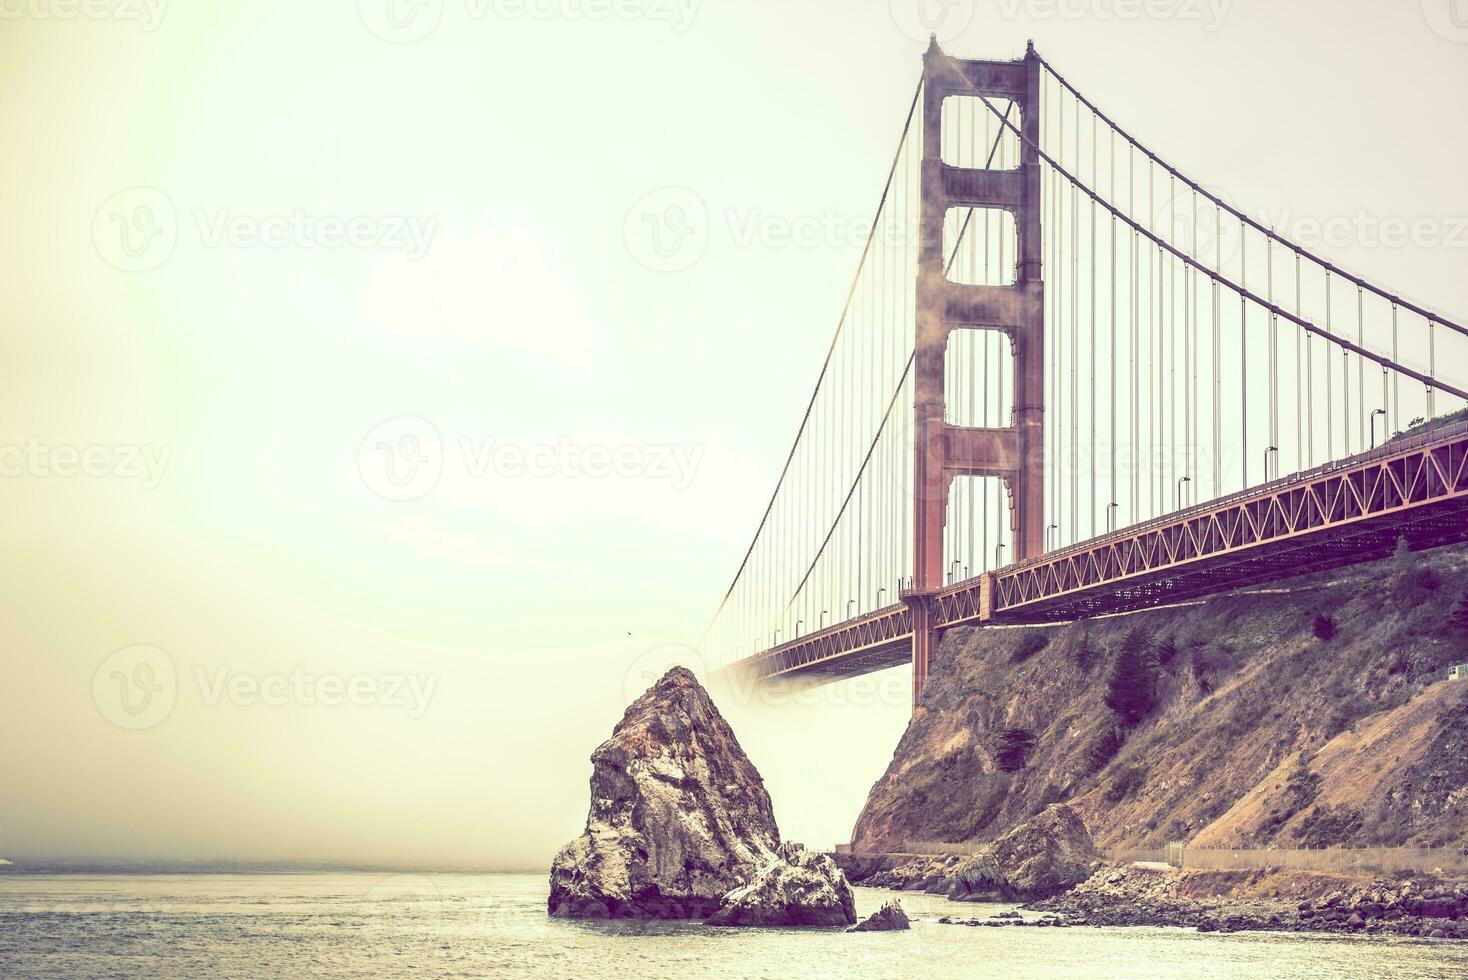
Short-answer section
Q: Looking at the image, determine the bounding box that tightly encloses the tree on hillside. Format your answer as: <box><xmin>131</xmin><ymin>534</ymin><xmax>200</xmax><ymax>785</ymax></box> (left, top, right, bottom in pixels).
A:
<box><xmin>1105</xmin><ymin>628</ymin><xmax>1159</xmax><ymax>726</ymax></box>
<box><xmin>1313</xmin><ymin>614</ymin><xmax>1337</xmax><ymax>642</ymax></box>
<box><xmin>1154</xmin><ymin>635</ymin><xmax>1179</xmax><ymax>666</ymax></box>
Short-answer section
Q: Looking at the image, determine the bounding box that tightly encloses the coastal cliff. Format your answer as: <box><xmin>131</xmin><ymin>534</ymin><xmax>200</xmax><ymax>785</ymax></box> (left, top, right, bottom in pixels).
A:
<box><xmin>852</xmin><ymin>542</ymin><xmax>1468</xmax><ymax>855</ymax></box>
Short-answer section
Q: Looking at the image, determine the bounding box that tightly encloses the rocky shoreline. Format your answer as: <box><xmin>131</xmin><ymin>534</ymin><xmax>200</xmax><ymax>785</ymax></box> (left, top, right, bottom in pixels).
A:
<box><xmin>1027</xmin><ymin>865</ymin><xmax>1468</xmax><ymax>939</ymax></box>
<box><xmin>847</xmin><ymin>859</ymin><xmax>1468</xmax><ymax>940</ymax></box>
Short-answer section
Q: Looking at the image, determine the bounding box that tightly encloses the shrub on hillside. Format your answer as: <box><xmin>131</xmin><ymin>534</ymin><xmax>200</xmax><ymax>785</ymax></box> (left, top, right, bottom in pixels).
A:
<box><xmin>1103</xmin><ymin>763</ymin><xmax>1146</xmax><ymax>804</ymax></box>
<box><xmin>1105</xmin><ymin>628</ymin><xmax>1159</xmax><ymax>725</ymax></box>
<box><xmin>1011</xmin><ymin>632</ymin><xmax>1050</xmax><ymax>663</ymax></box>
<box><xmin>1312</xmin><ymin>614</ymin><xmax>1337</xmax><ymax>642</ymax></box>
<box><xmin>1449</xmin><ymin>593</ymin><xmax>1468</xmax><ymax>634</ymax></box>
<box><xmin>1154</xmin><ymin>635</ymin><xmax>1179</xmax><ymax>666</ymax></box>
<box><xmin>993</xmin><ymin>728</ymin><xmax>1036</xmax><ymax>773</ymax></box>
<box><xmin>1087</xmin><ymin>726</ymin><xmax>1125</xmax><ymax>774</ymax></box>
<box><xmin>1394</xmin><ymin>566</ymin><xmax>1441</xmax><ymax>598</ymax></box>
<box><xmin>1296</xmin><ymin>804</ymin><xmax>1365</xmax><ymax>848</ymax></box>
<box><xmin>1191</xmin><ymin>647</ymin><xmax>1214</xmax><ymax>694</ymax></box>
<box><xmin>1071</xmin><ymin>632</ymin><xmax>1097</xmax><ymax>670</ymax></box>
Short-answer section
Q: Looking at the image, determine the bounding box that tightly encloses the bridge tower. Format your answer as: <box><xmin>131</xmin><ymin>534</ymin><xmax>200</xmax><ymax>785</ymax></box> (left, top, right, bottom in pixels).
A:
<box><xmin>907</xmin><ymin>40</ymin><xmax>1045</xmax><ymax>706</ymax></box>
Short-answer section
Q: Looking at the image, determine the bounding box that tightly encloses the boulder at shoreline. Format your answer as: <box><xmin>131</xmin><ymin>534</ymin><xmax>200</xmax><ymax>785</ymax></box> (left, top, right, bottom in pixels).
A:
<box><xmin>706</xmin><ymin>843</ymin><xmax>858</xmax><ymax>927</ymax></box>
<box><xmin>849</xmin><ymin>900</ymin><xmax>911</xmax><ymax>932</ymax></box>
<box><xmin>948</xmin><ymin>804</ymin><xmax>1099</xmax><ymax>901</ymax></box>
<box><xmin>548</xmin><ymin>667</ymin><xmax>780</xmax><ymax>919</ymax></box>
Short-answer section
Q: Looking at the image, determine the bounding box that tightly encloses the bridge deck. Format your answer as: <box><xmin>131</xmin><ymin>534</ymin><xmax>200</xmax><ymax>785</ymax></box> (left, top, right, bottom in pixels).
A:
<box><xmin>731</xmin><ymin>421</ymin><xmax>1468</xmax><ymax>684</ymax></box>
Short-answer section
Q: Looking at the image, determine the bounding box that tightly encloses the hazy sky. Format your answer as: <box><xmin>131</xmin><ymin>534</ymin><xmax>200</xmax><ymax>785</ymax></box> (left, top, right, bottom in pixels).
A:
<box><xmin>2</xmin><ymin>0</ymin><xmax>1466</xmax><ymax>868</ymax></box>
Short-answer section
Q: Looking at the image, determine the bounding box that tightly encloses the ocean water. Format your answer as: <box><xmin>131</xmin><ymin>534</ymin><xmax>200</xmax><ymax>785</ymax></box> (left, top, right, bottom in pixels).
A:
<box><xmin>1</xmin><ymin>872</ymin><xmax>1466</xmax><ymax>979</ymax></box>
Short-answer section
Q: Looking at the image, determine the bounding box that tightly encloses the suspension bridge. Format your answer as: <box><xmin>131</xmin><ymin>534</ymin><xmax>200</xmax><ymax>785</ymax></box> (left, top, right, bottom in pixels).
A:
<box><xmin>703</xmin><ymin>40</ymin><xmax>1468</xmax><ymax>708</ymax></box>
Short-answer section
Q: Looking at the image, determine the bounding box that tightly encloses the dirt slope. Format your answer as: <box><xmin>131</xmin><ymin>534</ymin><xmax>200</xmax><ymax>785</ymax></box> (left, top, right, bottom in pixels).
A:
<box><xmin>851</xmin><ymin>543</ymin><xmax>1468</xmax><ymax>852</ymax></box>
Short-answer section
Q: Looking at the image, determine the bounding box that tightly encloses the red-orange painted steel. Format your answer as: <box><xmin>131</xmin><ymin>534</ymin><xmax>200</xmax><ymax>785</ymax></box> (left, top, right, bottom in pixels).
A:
<box><xmin>730</xmin><ymin>422</ymin><xmax>1468</xmax><ymax>691</ymax></box>
<box><xmin>905</xmin><ymin>42</ymin><xmax>1047</xmax><ymax>707</ymax></box>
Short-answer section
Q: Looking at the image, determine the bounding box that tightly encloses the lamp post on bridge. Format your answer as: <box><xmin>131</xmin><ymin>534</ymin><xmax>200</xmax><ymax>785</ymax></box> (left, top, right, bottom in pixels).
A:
<box><xmin>876</xmin><ymin>586</ymin><xmax>886</xmax><ymax>608</ymax></box>
<box><xmin>1370</xmin><ymin>409</ymin><xmax>1387</xmax><ymax>449</ymax></box>
<box><xmin>1046</xmin><ymin>523</ymin><xmax>1059</xmax><ymax>552</ymax></box>
<box><xmin>1263</xmin><ymin>446</ymin><xmax>1279</xmax><ymax>482</ymax></box>
<box><xmin>820</xmin><ymin>609</ymin><xmax>828</xmax><ymax>628</ymax></box>
<box><xmin>1177</xmin><ymin>476</ymin><xmax>1192</xmax><ymax>509</ymax></box>
<box><xmin>995</xmin><ymin>542</ymin><xmax>1006</xmax><ymax>569</ymax></box>
<box><xmin>847</xmin><ymin>599</ymin><xmax>856</xmax><ymax>619</ymax></box>
<box><xmin>1106</xmin><ymin>502</ymin><xmax>1119</xmax><ymax>533</ymax></box>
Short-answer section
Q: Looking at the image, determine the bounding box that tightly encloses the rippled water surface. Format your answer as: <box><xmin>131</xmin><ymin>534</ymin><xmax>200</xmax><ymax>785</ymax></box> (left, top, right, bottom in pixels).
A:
<box><xmin>2</xmin><ymin>873</ymin><xmax>1466</xmax><ymax>978</ymax></box>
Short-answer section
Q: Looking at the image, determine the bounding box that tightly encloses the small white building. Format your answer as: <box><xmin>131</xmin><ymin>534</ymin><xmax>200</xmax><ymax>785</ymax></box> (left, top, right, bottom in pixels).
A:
<box><xmin>1451</xmin><ymin>664</ymin><xmax>1468</xmax><ymax>681</ymax></box>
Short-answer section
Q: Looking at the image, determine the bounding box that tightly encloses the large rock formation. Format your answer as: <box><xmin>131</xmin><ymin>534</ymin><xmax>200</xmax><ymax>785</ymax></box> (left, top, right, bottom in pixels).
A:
<box><xmin>548</xmin><ymin>667</ymin><xmax>780</xmax><ymax>918</ymax></box>
<box><xmin>947</xmin><ymin>804</ymin><xmax>1098</xmax><ymax>901</ymax></box>
<box><xmin>706</xmin><ymin>843</ymin><xmax>857</xmax><ymax>927</ymax></box>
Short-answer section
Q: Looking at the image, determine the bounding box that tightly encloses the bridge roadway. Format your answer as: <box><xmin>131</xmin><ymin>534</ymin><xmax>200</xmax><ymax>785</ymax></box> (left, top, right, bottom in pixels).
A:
<box><xmin>730</xmin><ymin>419</ymin><xmax>1468</xmax><ymax>685</ymax></box>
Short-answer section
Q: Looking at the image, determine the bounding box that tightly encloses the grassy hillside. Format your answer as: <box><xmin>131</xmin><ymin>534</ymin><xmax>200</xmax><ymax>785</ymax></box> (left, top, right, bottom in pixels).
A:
<box><xmin>851</xmin><ymin>542</ymin><xmax>1468</xmax><ymax>852</ymax></box>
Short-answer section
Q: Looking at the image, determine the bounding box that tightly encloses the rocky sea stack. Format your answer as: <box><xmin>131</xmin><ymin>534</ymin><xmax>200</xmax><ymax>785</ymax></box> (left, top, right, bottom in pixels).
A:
<box><xmin>849</xmin><ymin>900</ymin><xmax>911</xmax><ymax>932</ymax></box>
<box><xmin>548</xmin><ymin>667</ymin><xmax>781</xmax><ymax>919</ymax></box>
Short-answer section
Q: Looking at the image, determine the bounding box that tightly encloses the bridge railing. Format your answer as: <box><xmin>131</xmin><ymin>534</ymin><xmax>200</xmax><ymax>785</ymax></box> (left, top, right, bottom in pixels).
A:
<box><xmin>1003</xmin><ymin>417</ymin><xmax>1468</xmax><ymax>578</ymax></box>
